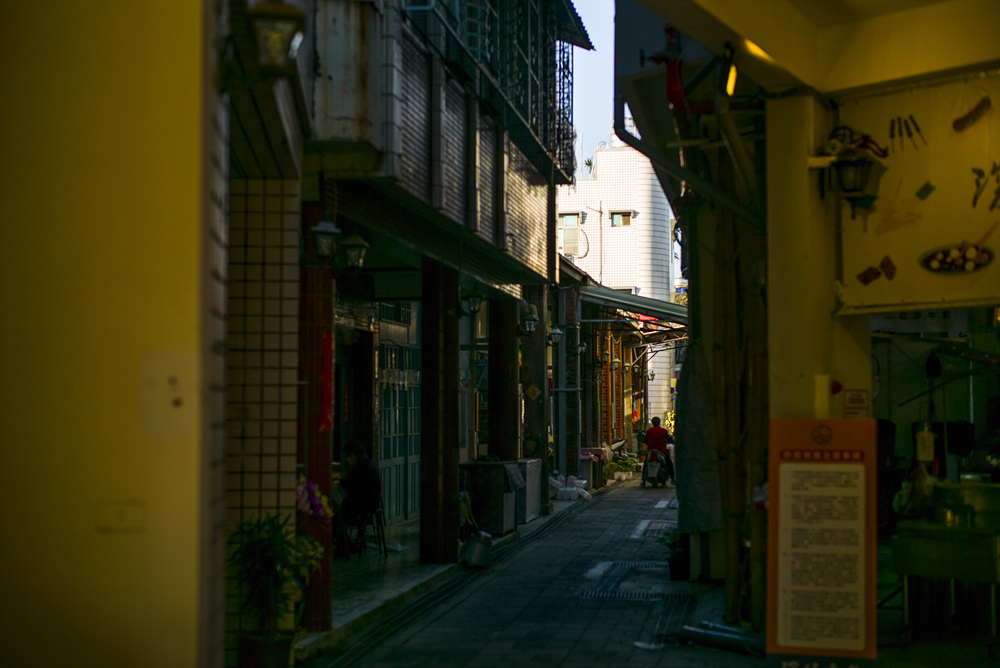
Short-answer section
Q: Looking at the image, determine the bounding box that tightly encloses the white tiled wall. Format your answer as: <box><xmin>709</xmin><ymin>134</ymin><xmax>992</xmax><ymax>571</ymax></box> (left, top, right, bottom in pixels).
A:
<box><xmin>557</xmin><ymin>142</ymin><xmax>677</xmax><ymax>417</ymax></box>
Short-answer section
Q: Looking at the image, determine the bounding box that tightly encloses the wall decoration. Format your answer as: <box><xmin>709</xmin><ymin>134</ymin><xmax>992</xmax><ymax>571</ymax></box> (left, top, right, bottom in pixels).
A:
<box><xmin>837</xmin><ymin>78</ymin><xmax>1000</xmax><ymax>314</ymax></box>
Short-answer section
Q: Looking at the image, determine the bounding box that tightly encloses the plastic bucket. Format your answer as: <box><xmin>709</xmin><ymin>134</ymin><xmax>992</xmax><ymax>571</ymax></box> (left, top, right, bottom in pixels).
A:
<box><xmin>460</xmin><ymin>536</ymin><xmax>491</xmax><ymax>568</ymax></box>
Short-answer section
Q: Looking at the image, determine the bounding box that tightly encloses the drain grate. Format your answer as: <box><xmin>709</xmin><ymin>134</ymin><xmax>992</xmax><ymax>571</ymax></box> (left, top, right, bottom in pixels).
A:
<box><xmin>580</xmin><ymin>560</ymin><xmax>676</xmax><ymax>600</ymax></box>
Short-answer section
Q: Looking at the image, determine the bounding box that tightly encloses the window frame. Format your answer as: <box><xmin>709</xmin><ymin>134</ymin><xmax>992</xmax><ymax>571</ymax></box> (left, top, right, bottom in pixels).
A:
<box><xmin>557</xmin><ymin>212</ymin><xmax>581</xmax><ymax>256</ymax></box>
<box><xmin>611</xmin><ymin>211</ymin><xmax>631</xmax><ymax>227</ymax></box>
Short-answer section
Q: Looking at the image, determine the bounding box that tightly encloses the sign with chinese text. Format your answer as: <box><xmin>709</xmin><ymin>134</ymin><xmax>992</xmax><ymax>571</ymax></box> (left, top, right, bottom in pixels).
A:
<box><xmin>767</xmin><ymin>419</ymin><xmax>878</xmax><ymax>668</ymax></box>
<box><xmin>869</xmin><ymin>308</ymin><xmax>967</xmax><ymax>336</ymax></box>
<box><xmin>841</xmin><ymin>390</ymin><xmax>870</xmax><ymax>419</ymax></box>
<box><xmin>838</xmin><ymin>79</ymin><xmax>1000</xmax><ymax>314</ymax></box>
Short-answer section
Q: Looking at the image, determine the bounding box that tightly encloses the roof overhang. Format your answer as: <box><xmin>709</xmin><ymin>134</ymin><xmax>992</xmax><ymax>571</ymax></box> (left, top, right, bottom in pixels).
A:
<box><xmin>580</xmin><ymin>284</ymin><xmax>687</xmax><ymax>325</ymax></box>
<box><xmin>624</xmin><ymin>0</ymin><xmax>999</xmax><ymax>98</ymax></box>
<box><xmin>558</xmin><ymin>0</ymin><xmax>594</xmax><ymax>50</ymax></box>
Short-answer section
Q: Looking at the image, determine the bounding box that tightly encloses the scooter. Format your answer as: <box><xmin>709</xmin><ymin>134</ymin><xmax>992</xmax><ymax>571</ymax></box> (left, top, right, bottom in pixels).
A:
<box><xmin>640</xmin><ymin>449</ymin><xmax>670</xmax><ymax>488</ymax></box>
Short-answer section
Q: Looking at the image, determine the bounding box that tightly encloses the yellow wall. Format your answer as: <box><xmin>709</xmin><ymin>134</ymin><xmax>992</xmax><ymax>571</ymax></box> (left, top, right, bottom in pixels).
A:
<box><xmin>766</xmin><ymin>95</ymin><xmax>872</xmax><ymax>419</ymax></box>
<box><xmin>0</xmin><ymin>3</ymin><xmax>206</xmax><ymax>666</ymax></box>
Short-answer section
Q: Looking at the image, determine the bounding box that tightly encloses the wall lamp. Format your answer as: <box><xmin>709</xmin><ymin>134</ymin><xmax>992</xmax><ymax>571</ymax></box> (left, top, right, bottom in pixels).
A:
<box><xmin>340</xmin><ymin>231</ymin><xmax>369</xmax><ymax>269</ymax></box>
<box><xmin>648</xmin><ymin>370</ymin><xmax>655</xmax><ymax>381</ymax></box>
<box><xmin>548</xmin><ymin>326</ymin><xmax>563</xmax><ymax>346</ymax></box>
<box><xmin>301</xmin><ymin>212</ymin><xmax>341</xmax><ymax>269</ymax></box>
<box><xmin>611</xmin><ymin>358</ymin><xmax>621</xmax><ymax>370</ymax></box>
<box><xmin>602</xmin><ymin>351</ymin><xmax>610</xmax><ymax>364</ymax></box>
<box><xmin>826</xmin><ymin>126</ymin><xmax>878</xmax><ymax>219</ymax></box>
<box><xmin>301</xmin><ymin>214</ymin><xmax>368</xmax><ymax>272</ymax></box>
<box><xmin>248</xmin><ymin>0</ymin><xmax>305</xmax><ymax>76</ymax></box>
<box><xmin>459</xmin><ymin>294</ymin><xmax>483</xmax><ymax>318</ymax></box>
<box><xmin>832</xmin><ymin>148</ymin><xmax>873</xmax><ymax>219</ymax></box>
<box><xmin>519</xmin><ymin>302</ymin><xmax>539</xmax><ymax>335</ymax></box>
<box><xmin>577</xmin><ymin>341</ymin><xmax>587</xmax><ymax>355</ymax></box>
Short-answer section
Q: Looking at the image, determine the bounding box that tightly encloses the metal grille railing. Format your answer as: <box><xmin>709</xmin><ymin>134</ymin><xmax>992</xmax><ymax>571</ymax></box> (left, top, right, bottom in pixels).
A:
<box><xmin>405</xmin><ymin>0</ymin><xmax>576</xmax><ymax>181</ymax></box>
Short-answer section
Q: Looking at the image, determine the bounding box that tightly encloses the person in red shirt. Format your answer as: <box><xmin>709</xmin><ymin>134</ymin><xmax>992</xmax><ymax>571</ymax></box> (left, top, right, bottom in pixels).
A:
<box><xmin>642</xmin><ymin>416</ymin><xmax>676</xmax><ymax>486</ymax></box>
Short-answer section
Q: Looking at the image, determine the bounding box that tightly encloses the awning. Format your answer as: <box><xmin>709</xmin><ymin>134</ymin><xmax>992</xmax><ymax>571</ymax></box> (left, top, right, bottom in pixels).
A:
<box><xmin>579</xmin><ymin>285</ymin><xmax>687</xmax><ymax>325</ymax></box>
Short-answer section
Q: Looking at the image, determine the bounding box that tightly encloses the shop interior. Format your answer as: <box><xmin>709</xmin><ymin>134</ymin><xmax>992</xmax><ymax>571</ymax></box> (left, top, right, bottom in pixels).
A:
<box><xmin>870</xmin><ymin>305</ymin><xmax>1000</xmax><ymax>649</ymax></box>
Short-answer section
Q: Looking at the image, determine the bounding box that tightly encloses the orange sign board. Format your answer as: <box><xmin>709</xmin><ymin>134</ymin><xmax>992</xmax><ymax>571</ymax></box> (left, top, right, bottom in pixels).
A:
<box><xmin>767</xmin><ymin>419</ymin><xmax>878</xmax><ymax>668</ymax></box>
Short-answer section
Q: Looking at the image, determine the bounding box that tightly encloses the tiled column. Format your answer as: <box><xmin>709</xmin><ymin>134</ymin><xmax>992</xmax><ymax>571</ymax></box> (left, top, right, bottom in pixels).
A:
<box><xmin>225</xmin><ymin>178</ymin><xmax>301</xmax><ymax>662</ymax></box>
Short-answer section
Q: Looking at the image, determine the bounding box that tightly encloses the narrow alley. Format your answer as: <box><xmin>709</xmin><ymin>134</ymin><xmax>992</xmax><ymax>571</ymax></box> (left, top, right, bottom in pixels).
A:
<box><xmin>306</xmin><ymin>482</ymin><xmax>767</xmax><ymax>667</ymax></box>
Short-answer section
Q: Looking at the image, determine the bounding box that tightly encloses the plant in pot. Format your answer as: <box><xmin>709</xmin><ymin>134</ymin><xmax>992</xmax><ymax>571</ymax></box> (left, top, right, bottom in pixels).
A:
<box><xmin>602</xmin><ymin>463</ymin><xmax>614</xmax><ymax>485</ymax></box>
<box><xmin>613</xmin><ymin>456</ymin><xmax>637</xmax><ymax>479</ymax></box>
<box><xmin>228</xmin><ymin>512</ymin><xmax>324</xmax><ymax>668</ymax></box>
<box><xmin>658</xmin><ymin>527</ymin><xmax>690</xmax><ymax>581</ymax></box>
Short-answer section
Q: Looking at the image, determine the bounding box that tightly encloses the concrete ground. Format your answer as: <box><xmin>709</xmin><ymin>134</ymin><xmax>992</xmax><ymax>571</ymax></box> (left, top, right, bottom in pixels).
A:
<box><xmin>297</xmin><ymin>478</ymin><xmax>999</xmax><ymax>667</ymax></box>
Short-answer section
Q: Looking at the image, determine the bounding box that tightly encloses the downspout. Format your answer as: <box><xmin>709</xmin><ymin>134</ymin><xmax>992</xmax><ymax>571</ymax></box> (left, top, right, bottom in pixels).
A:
<box><xmin>613</xmin><ymin>91</ymin><xmax>764</xmax><ymax>233</ymax></box>
<box><xmin>556</xmin><ymin>290</ymin><xmax>568</xmax><ymax>475</ymax></box>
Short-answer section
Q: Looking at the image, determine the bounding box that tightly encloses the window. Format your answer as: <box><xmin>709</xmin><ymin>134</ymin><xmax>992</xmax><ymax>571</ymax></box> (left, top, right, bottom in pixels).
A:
<box><xmin>611</xmin><ymin>211</ymin><xmax>631</xmax><ymax>227</ymax></box>
<box><xmin>558</xmin><ymin>213</ymin><xmax>579</xmax><ymax>256</ymax></box>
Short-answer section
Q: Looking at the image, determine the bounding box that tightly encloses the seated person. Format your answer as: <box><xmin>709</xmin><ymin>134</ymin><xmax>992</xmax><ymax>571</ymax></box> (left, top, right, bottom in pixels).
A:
<box><xmin>340</xmin><ymin>440</ymin><xmax>381</xmax><ymax>530</ymax></box>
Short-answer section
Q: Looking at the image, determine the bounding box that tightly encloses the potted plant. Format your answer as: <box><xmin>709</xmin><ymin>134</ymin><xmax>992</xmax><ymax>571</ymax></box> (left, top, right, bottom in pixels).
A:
<box><xmin>602</xmin><ymin>463</ymin><xmax>614</xmax><ymax>486</ymax></box>
<box><xmin>228</xmin><ymin>513</ymin><xmax>324</xmax><ymax>668</ymax></box>
<box><xmin>613</xmin><ymin>456</ymin><xmax>637</xmax><ymax>480</ymax></box>
<box><xmin>658</xmin><ymin>528</ymin><xmax>690</xmax><ymax>581</ymax></box>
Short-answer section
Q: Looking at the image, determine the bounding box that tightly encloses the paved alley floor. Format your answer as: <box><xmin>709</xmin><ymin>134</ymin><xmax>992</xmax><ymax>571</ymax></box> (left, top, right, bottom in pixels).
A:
<box><xmin>314</xmin><ymin>481</ymin><xmax>767</xmax><ymax>667</ymax></box>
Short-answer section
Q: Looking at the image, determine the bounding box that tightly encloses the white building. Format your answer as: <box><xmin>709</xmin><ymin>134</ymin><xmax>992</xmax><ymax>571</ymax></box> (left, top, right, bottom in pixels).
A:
<box><xmin>557</xmin><ymin>121</ymin><xmax>681</xmax><ymax>419</ymax></box>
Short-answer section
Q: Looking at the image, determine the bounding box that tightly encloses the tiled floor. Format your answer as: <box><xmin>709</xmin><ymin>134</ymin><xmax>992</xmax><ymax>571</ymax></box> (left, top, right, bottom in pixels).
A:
<box><xmin>296</xmin><ymin>479</ymin><xmax>1000</xmax><ymax>667</ymax></box>
<box><xmin>295</xmin><ymin>493</ymin><xmax>586</xmax><ymax>662</ymax></box>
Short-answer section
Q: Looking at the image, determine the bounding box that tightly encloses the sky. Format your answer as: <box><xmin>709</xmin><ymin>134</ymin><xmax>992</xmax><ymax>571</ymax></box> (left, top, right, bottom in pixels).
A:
<box><xmin>572</xmin><ymin>0</ymin><xmax>616</xmax><ymax>178</ymax></box>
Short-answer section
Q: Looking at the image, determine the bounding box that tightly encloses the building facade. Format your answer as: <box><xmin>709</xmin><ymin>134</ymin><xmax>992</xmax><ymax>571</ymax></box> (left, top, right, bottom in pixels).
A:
<box><xmin>224</xmin><ymin>0</ymin><xmax>593</xmax><ymax>658</ymax></box>
<box><xmin>557</xmin><ymin>126</ymin><xmax>680</xmax><ymax>421</ymax></box>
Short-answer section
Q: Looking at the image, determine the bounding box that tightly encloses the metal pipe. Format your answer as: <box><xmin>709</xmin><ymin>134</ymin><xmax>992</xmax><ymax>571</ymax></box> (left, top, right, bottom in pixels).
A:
<box><xmin>904</xmin><ymin>574</ymin><xmax>910</xmax><ymax>627</ymax></box>
<box><xmin>678</xmin><ymin>625</ymin><xmax>765</xmax><ymax>656</ymax></box>
<box><xmin>613</xmin><ymin>93</ymin><xmax>764</xmax><ymax>232</ymax></box>
<box><xmin>713</xmin><ymin>58</ymin><xmax>764</xmax><ymax>217</ymax></box>
<box><xmin>992</xmin><ymin>583</ymin><xmax>996</xmax><ymax>637</ymax></box>
<box><xmin>556</xmin><ymin>291</ymin><xmax>567</xmax><ymax>475</ymax></box>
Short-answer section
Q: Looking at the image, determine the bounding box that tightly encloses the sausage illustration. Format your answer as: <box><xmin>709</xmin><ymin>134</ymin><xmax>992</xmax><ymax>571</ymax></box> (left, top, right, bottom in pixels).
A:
<box><xmin>880</xmin><ymin>255</ymin><xmax>897</xmax><ymax>280</ymax></box>
<box><xmin>952</xmin><ymin>96</ymin><xmax>991</xmax><ymax>132</ymax></box>
<box><xmin>857</xmin><ymin>266</ymin><xmax>881</xmax><ymax>285</ymax></box>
